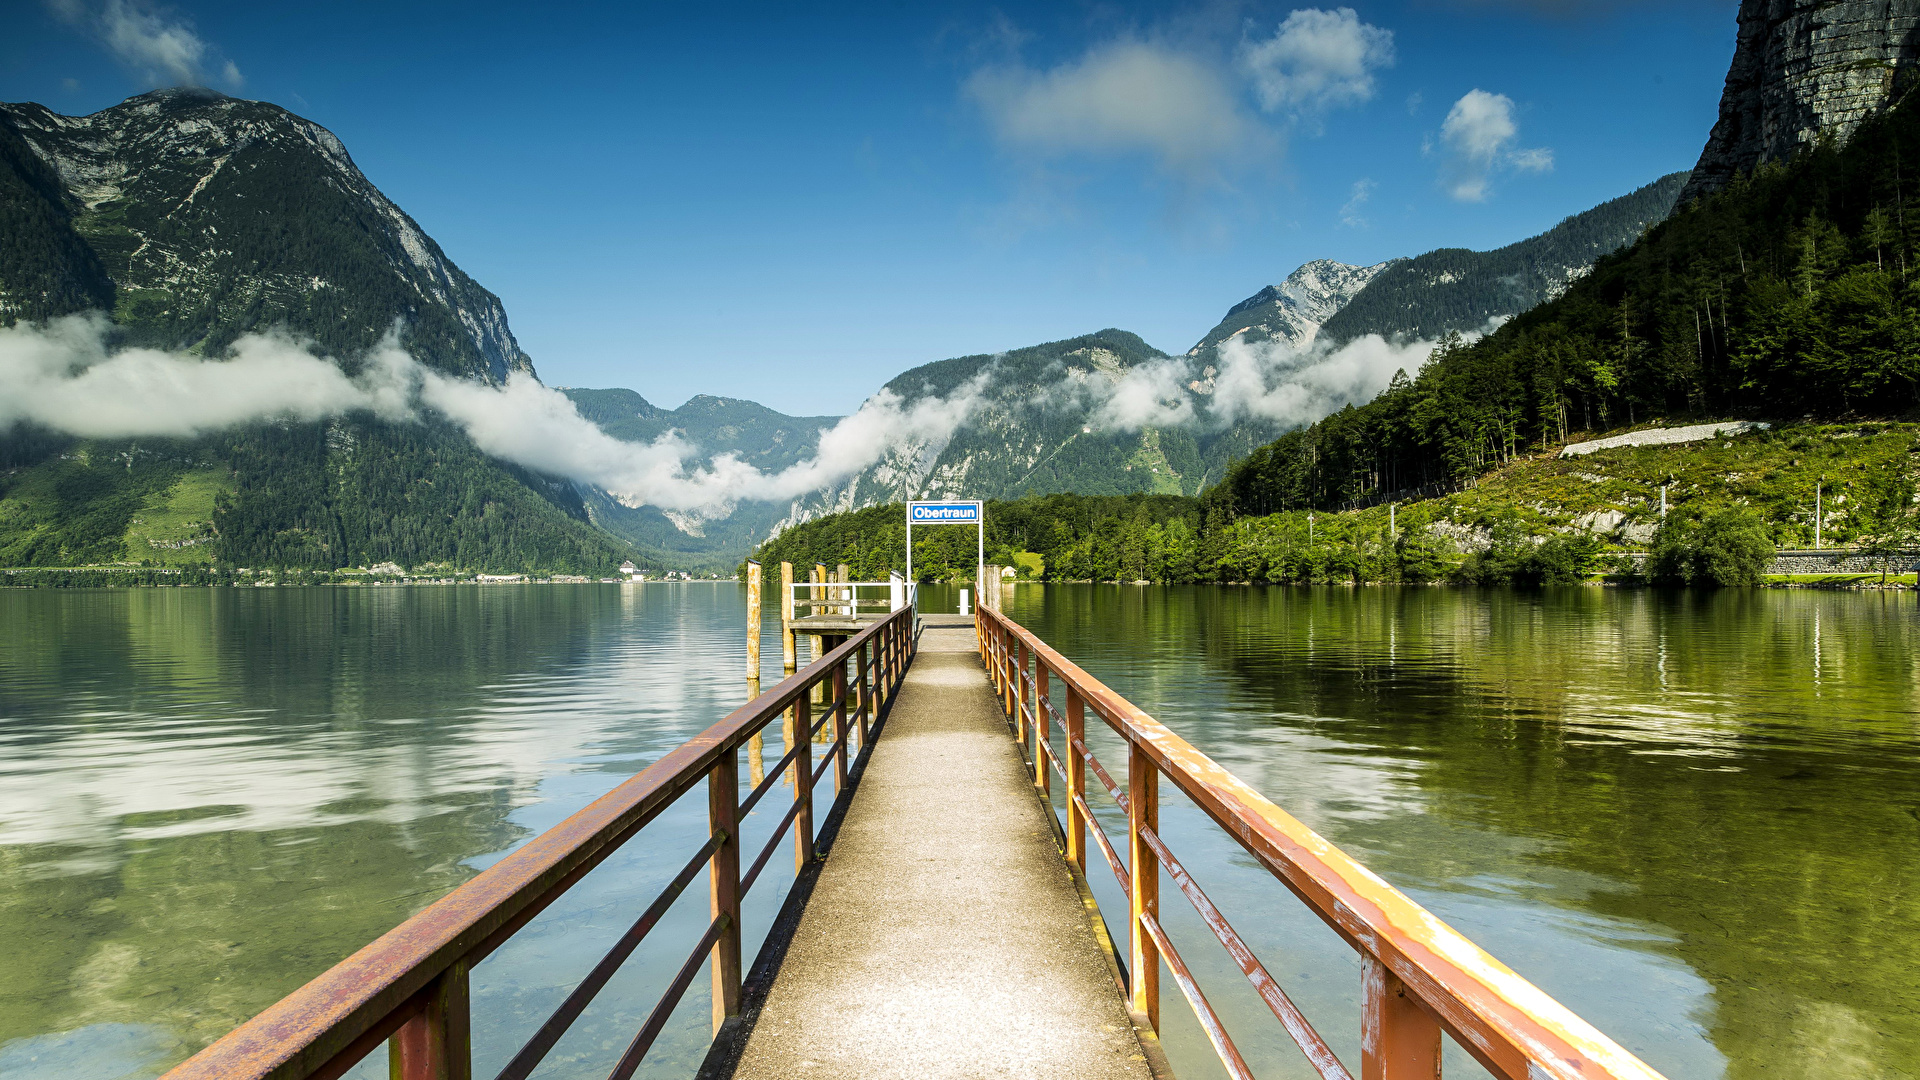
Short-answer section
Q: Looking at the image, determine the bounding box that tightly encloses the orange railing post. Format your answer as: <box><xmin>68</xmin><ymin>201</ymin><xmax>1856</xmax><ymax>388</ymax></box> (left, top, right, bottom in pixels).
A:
<box><xmin>794</xmin><ymin>694</ymin><xmax>815</xmax><ymax>870</ymax></box>
<box><xmin>1034</xmin><ymin>660</ymin><xmax>1051</xmax><ymax>796</ymax></box>
<box><xmin>1363</xmin><ymin>957</ymin><xmax>1441</xmax><ymax>1080</ymax></box>
<box><xmin>1128</xmin><ymin>741</ymin><xmax>1160</xmax><ymax>1032</ymax></box>
<box><xmin>831</xmin><ymin>660</ymin><xmax>850</xmax><ymax>793</ymax></box>
<box><xmin>1014</xmin><ymin>638</ymin><xmax>1028</xmax><ymax>743</ymax></box>
<box><xmin>1065</xmin><ymin>688</ymin><xmax>1086</xmax><ymax>870</ymax></box>
<box><xmin>708</xmin><ymin>752</ymin><xmax>742</xmax><ymax>1033</ymax></box>
<box><xmin>857</xmin><ymin>640</ymin><xmax>871</xmax><ymax>745</ymax></box>
<box><xmin>390</xmin><ymin>960</ymin><xmax>470</xmax><ymax>1080</ymax></box>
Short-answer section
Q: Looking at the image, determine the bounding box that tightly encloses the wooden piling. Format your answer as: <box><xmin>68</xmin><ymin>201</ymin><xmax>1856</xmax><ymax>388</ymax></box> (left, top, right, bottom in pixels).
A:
<box><xmin>781</xmin><ymin>561</ymin><xmax>796</xmax><ymax>788</ymax></box>
<box><xmin>746</xmin><ymin>560</ymin><xmax>764</xmax><ymax>788</ymax></box>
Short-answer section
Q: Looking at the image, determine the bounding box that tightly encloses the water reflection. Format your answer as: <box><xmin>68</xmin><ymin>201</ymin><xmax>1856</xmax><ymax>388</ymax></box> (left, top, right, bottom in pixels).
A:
<box><xmin>0</xmin><ymin>584</ymin><xmax>797</xmax><ymax>1078</ymax></box>
<box><xmin>1005</xmin><ymin>585</ymin><xmax>1920</xmax><ymax>1080</ymax></box>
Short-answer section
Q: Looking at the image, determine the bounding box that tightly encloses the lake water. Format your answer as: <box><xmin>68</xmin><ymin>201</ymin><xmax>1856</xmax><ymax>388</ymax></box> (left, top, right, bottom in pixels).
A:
<box><xmin>2</xmin><ymin>583</ymin><xmax>1915</xmax><ymax>1080</ymax></box>
<box><xmin>1000</xmin><ymin>584</ymin><xmax>1920</xmax><ymax>1080</ymax></box>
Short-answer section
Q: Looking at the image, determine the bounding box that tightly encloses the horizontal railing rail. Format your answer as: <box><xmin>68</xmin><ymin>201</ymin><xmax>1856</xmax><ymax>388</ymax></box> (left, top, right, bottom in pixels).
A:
<box><xmin>162</xmin><ymin>606</ymin><xmax>918</xmax><ymax>1080</ymax></box>
<box><xmin>976</xmin><ymin>605</ymin><xmax>1668</xmax><ymax>1080</ymax></box>
<box><xmin>787</xmin><ymin>581</ymin><xmax>903</xmax><ymax>617</ymax></box>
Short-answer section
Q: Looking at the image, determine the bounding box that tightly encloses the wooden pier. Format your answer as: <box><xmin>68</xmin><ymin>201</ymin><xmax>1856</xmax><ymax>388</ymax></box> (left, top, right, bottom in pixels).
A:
<box><xmin>159</xmin><ymin>586</ymin><xmax>1670</xmax><ymax>1080</ymax></box>
<box><xmin>724</xmin><ymin>618</ymin><xmax>1157</xmax><ymax>1080</ymax></box>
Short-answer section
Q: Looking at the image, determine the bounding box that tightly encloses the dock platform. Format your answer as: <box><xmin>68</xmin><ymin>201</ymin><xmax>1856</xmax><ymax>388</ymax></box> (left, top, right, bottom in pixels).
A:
<box><xmin>728</xmin><ymin>624</ymin><xmax>1156</xmax><ymax>1080</ymax></box>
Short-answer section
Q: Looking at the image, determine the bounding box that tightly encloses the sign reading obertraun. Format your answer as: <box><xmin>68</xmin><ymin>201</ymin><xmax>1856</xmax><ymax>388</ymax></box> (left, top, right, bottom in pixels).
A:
<box><xmin>908</xmin><ymin>500</ymin><xmax>982</xmax><ymax>523</ymax></box>
<box><xmin>904</xmin><ymin>500</ymin><xmax>984</xmax><ymax>603</ymax></box>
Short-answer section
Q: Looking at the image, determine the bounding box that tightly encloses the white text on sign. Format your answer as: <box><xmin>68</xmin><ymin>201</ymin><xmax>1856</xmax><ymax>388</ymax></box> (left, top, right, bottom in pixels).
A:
<box><xmin>908</xmin><ymin>502</ymin><xmax>982</xmax><ymax>524</ymax></box>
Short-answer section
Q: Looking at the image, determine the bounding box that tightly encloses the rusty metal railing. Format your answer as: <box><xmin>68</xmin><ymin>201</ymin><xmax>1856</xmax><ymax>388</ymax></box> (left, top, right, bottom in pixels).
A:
<box><xmin>976</xmin><ymin>605</ymin><xmax>1668</xmax><ymax>1080</ymax></box>
<box><xmin>161</xmin><ymin>605</ymin><xmax>917</xmax><ymax>1080</ymax></box>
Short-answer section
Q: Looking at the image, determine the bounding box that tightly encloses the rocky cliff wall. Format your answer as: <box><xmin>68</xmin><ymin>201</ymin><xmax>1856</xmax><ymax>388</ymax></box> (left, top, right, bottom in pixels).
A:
<box><xmin>1684</xmin><ymin>0</ymin><xmax>1920</xmax><ymax>202</ymax></box>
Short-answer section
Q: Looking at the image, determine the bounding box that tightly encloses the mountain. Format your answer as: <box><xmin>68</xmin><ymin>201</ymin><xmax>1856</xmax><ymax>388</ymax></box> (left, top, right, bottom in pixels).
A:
<box><xmin>1683</xmin><ymin>0</ymin><xmax>1920</xmax><ymax>202</ymax></box>
<box><xmin>1188</xmin><ymin>259</ymin><xmax>1398</xmax><ymax>359</ymax></box>
<box><xmin>1213</xmin><ymin>86</ymin><xmax>1920</xmax><ymax>518</ymax></box>
<box><xmin>1</xmin><ymin>88</ymin><xmax>530</xmax><ymax>379</ymax></box>
<box><xmin>775</xmin><ymin>174</ymin><xmax>1696</xmax><ymax>539</ymax></box>
<box><xmin>561</xmin><ymin>388</ymin><xmax>838</xmax><ymax>569</ymax></box>
<box><xmin>791</xmin><ymin>330</ymin><xmax>1280</xmax><ymax>520</ymax></box>
<box><xmin>0</xmin><ymin>90</ymin><xmax>634</xmax><ymax>573</ymax></box>
<box><xmin>1316</xmin><ymin>172</ymin><xmax>1691</xmax><ymax>344</ymax></box>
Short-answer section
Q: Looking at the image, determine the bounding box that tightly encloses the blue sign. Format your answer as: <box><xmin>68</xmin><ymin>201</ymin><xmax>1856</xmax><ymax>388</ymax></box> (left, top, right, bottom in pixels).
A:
<box><xmin>908</xmin><ymin>500</ymin><xmax>981</xmax><ymax>524</ymax></box>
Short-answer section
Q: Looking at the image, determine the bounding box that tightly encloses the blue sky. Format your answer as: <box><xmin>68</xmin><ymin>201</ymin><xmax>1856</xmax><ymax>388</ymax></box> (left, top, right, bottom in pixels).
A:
<box><xmin>4</xmin><ymin>0</ymin><xmax>1736</xmax><ymax>416</ymax></box>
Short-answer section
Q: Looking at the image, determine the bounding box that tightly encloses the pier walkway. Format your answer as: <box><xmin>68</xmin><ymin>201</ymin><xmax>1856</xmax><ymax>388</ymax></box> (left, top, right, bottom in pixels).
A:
<box><xmin>730</xmin><ymin>622</ymin><xmax>1154</xmax><ymax>1080</ymax></box>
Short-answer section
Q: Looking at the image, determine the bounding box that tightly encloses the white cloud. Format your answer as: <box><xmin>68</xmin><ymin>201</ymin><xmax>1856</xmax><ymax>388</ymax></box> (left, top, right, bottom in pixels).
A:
<box><xmin>1241</xmin><ymin>8</ymin><xmax>1394</xmax><ymax>117</ymax></box>
<box><xmin>1436</xmin><ymin>89</ymin><xmax>1551</xmax><ymax>201</ymax></box>
<box><xmin>1092</xmin><ymin>360</ymin><xmax>1197</xmax><ymax>431</ymax></box>
<box><xmin>0</xmin><ymin>313</ymin><xmax>411</xmax><ymax>437</ymax></box>
<box><xmin>1339</xmin><ymin>177</ymin><xmax>1375</xmax><ymax>227</ymax></box>
<box><xmin>0</xmin><ymin>315</ymin><xmax>989</xmax><ymax>518</ymax></box>
<box><xmin>1208</xmin><ymin>333</ymin><xmax>1438</xmax><ymax>428</ymax></box>
<box><xmin>966</xmin><ymin>42</ymin><xmax>1254</xmax><ymax>175</ymax></box>
<box><xmin>47</xmin><ymin>0</ymin><xmax>242</xmax><ymax>89</ymax></box>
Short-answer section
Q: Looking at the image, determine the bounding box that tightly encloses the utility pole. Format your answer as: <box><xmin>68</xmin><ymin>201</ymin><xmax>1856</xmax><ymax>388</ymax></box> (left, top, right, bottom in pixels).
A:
<box><xmin>1389</xmin><ymin>502</ymin><xmax>1395</xmax><ymax>541</ymax></box>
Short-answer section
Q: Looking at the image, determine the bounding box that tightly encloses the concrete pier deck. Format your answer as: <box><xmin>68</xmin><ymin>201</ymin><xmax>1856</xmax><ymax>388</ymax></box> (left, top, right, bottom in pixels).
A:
<box><xmin>729</xmin><ymin>624</ymin><xmax>1156</xmax><ymax>1080</ymax></box>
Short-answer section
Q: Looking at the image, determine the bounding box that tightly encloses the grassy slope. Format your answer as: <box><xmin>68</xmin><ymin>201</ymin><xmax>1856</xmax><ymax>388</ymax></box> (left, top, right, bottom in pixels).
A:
<box><xmin>1313</xmin><ymin>420</ymin><xmax>1918</xmax><ymax>552</ymax></box>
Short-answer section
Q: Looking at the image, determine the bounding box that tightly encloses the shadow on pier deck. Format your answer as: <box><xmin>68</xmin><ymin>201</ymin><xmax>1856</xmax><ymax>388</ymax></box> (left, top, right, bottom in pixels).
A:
<box><xmin>160</xmin><ymin>603</ymin><xmax>1671</xmax><ymax>1080</ymax></box>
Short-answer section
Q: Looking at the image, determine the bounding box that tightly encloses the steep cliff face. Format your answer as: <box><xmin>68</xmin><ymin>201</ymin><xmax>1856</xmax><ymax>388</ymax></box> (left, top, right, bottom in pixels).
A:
<box><xmin>0</xmin><ymin>88</ymin><xmax>534</xmax><ymax>382</ymax></box>
<box><xmin>1684</xmin><ymin>0</ymin><xmax>1920</xmax><ymax>201</ymax></box>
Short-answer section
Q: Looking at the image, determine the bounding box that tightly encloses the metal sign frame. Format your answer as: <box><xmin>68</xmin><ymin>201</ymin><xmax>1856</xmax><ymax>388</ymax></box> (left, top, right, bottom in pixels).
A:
<box><xmin>905</xmin><ymin>500</ymin><xmax>984</xmax><ymax>593</ymax></box>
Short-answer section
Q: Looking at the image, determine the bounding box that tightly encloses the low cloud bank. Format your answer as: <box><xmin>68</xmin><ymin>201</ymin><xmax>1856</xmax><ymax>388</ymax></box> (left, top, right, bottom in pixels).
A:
<box><xmin>0</xmin><ymin>314</ymin><xmax>986</xmax><ymax>516</ymax></box>
<box><xmin>0</xmin><ymin>313</ymin><xmax>1458</xmax><ymax>515</ymax></box>
<box><xmin>1207</xmin><ymin>332</ymin><xmax>1438</xmax><ymax>428</ymax></box>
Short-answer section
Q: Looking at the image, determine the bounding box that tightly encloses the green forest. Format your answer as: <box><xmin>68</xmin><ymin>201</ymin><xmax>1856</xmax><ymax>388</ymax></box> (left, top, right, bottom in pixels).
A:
<box><xmin>0</xmin><ymin>418</ymin><xmax>644</xmax><ymax>574</ymax></box>
<box><xmin>1214</xmin><ymin>95</ymin><xmax>1920</xmax><ymax>519</ymax></box>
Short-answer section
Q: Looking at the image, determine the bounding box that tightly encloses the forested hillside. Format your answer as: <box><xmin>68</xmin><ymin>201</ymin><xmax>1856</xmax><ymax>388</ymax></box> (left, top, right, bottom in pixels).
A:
<box><xmin>1318</xmin><ymin>172</ymin><xmax>1690</xmax><ymax>345</ymax></box>
<box><xmin>1215</xmin><ymin>98</ymin><xmax>1920</xmax><ymax>517</ymax></box>
<box><xmin>0</xmin><ymin>419</ymin><xmax>638</xmax><ymax>573</ymax></box>
<box><xmin>0</xmin><ymin>89</ymin><xmax>642</xmax><ymax>574</ymax></box>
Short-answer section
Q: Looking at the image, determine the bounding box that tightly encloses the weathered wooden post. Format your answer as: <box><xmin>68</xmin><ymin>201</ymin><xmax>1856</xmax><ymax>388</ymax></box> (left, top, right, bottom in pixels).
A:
<box><xmin>808</xmin><ymin>565</ymin><xmax>826</xmax><ymax>714</ymax></box>
<box><xmin>745</xmin><ymin>560</ymin><xmax>764</xmax><ymax>787</ymax></box>
<box><xmin>837</xmin><ymin>563</ymin><xmax>850</xmax><ymax>616</ymax></box>
<box><xmin>781</xmin><ymin>561</ymin><xmax>796</xmax><ymax>788</ymax></box>
<box><xmin>1362</xmin><ymin>957</ymin><xmax>1441</xmax><ymax>1080</ymax></box>
<box><xmin>1128</xmin><ymin>743</ymin><xmax>1160</xmax><ymax>1031</ymax></box>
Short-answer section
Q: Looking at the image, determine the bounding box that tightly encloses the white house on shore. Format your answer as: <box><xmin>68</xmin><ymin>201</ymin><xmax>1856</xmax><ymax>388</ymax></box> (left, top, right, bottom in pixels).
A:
<box><xmin>620</xmin><ymin>561</ymin><xmax>645</xmax><ymax>581</ymax></box>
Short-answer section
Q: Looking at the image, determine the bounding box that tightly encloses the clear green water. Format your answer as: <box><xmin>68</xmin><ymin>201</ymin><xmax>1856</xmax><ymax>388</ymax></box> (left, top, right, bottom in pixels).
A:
<box><xmin>3</xmin><ymin>585</ymin><xmax>1915</xmax><ymax>1080</ymax></box>
<box><xmin>0</xmin><ymin>584</ymin><xmax>821</xmax><ymax>1080</ymax></box>
<box><xmin>1002</xmin><ymin>584</ymin><xmax>1920</xmax><ymax>1080</ymax></box>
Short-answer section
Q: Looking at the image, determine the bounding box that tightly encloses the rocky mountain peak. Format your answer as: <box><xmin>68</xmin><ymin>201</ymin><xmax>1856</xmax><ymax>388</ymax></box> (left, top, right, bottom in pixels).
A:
<box><xmin>1684</xmin><ymin>0</ymin><xmax>1920</xmax><ymax>201</ymax></box>
<box><xmin>1193</xmin><ymin>258</ymin><xmax>1399</xmax><ymax>357</ymax></box>
<box><xmin>0</xmin><ymin>90</ymin><xmax>532</xmax><ymax>383</ymax></box>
